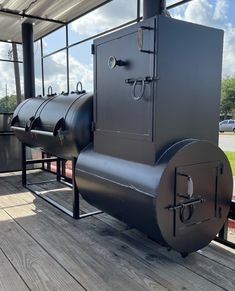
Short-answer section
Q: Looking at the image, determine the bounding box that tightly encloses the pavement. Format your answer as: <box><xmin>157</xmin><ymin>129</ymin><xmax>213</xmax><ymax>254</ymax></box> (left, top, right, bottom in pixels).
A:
<box><xmin>218</xmin><ymin>134</ymin><xmax>235</xmax><ymax>195</ymax></box>
<box><xmin>219</xmin><ymin>134</ymin><xmax>235</xmax><ymax>152</ymax></box>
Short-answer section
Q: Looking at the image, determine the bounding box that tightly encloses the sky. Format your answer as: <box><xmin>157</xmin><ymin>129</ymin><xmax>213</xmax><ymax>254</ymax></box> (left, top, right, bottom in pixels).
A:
<box><xmin>0</xmin><ymin>0</ymin><xmax>235</xmax><ymax>100</ymax></box>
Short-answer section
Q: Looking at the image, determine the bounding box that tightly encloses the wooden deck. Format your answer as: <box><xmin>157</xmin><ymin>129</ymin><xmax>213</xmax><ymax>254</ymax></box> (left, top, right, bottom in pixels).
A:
<box><xmin>0</xmin><ymin>170</ymin><xmax>235</xmax><ymax>291</ymax></box>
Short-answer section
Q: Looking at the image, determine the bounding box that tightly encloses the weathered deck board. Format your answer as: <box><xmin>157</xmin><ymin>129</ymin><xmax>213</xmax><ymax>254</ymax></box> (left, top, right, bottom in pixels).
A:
<box><xmin>0</xmin><ymin>209</ymin><xmax>85</xmax><ymax>291</ymax></box>
<box><xmin>0</xmin><ymin>248</ymin><xmax>29</xmax><ymax>291</ymax></box>
<box><xmin>0</xmin><ymin>170</ymin><xmax>235</xmax><ymax>290</ymax></box>
<box><xmin>1</xmin><ymin>180</ymin><xmax>165</xmax><ymax>291</ymax></box>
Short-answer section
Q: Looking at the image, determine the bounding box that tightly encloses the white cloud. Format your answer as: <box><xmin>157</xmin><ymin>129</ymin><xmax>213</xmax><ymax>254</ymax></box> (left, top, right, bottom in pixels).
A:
<box><xmin>170</xmin><ymin>0</ymin><xmax>235</xmax><ymax>77</ymax></box>
<box><xmin>42</xmin><ymin>50</ymin><xmax>93</xmax><ymax>94</ymax></box>
<box><xmin>70</xmin><ymin>0</ymin><xmax>137</xmax><ymax>37</ymax></box>
<box><xmin>2</xmin><ymin>0</ymin><xmax>233</xmax><ymax>102</ymax></box>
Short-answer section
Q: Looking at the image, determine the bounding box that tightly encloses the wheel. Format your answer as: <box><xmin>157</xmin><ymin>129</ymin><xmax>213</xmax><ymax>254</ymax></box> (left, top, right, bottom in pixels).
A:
<box><xmin>233</xmin><ymin>128</ymin><xmax>235</xmax><ymax>133</ymax></box>
<box><xmin>220</xmin><ymin>131</ymin><xmax>224</xmax><ymax>133</ymax></box>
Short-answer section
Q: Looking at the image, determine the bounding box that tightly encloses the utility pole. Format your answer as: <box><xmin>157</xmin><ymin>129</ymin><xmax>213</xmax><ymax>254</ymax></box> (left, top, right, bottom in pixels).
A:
<box><xmin>12</xmin><ymin>43</ymin><xmax>22</xmax><ymax>105</ymax></box>
<box><xmin>5</xmin><ymin>83</ymin><xmax>8</xmax><ymax>111</ymax></box>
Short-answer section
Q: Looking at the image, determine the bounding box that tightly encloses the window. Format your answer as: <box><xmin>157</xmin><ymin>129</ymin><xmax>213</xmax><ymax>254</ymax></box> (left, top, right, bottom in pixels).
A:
<box><xmin>68</xmin><ymin>0</ymin><xmax>138</xmax><ymax>45</ymax></box>
<box><xmin>0</xmin><ymin>42</ymin><xmax>23</xmax><ymax>113</ymax></box>
<box><xmin>43</xmin><ymin>27</ymin><xmax>66</xmax><ymax>55</ymax></box>
<box><xmin>69</xmin><ymin>40</ymin><xmax>93</xmax><ymax>92</ymax></box>
<box><xmin>229</xmin><ymin>120</ymin><xmax>234</xmax><ymax>124</ymax></box>
<box><xmin>44</xmin><ymin>51</ymin><xmax>67</xmax><ymax>94</ymax></box>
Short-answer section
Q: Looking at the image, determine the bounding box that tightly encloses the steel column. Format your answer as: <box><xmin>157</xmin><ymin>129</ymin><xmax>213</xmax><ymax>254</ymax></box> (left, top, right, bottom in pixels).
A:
<box><xmin>72</xmin><ymin>157</ymin><xmax>80</xmax><ymax>219</ymax></box>
<box><xmin>22</xmin><ymin>144</ymin><xmax>27</xmax><ymax>186</ymax></box>
<box><xmin>143</xmin><ymin>0</ymin><xmax>165</xmax><ymax>19</ymax></box>
<box><xmin>22</xmin><ymin>22</ymin><xmax>35</xmax><ymax>99</ymax></box>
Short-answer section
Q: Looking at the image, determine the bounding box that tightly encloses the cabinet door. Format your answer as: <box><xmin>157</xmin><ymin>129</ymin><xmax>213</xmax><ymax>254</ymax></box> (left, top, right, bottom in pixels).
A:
<box><xmin>174</xmin><ymin>162</ymin><xmax>219</xmax><ymax>237</ymax></box>
<box><xmin>94</xmin><ymin>18</ymin><xmax>156</xmax><ymax>141</ymax></box>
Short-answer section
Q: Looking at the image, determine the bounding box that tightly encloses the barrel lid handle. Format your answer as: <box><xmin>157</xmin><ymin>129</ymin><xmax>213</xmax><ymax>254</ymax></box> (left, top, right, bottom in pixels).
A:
<box><xmin>47</xmin><ymin>86</ymin><xmax>57</xmax><ymax>97</ymax></box>
<box><xmin>11</xmin><ymin>115</ymin><xmax>19</xmax><ymax>126</ymax></box>
<box><xmin>25</xmin><ymin>116</ymin><xmax>35</xmax><ymax>132</ymax></box>
<box><xmin>71</xmin><ymin>81</ymin><xmax>86</xmax><ymax>94</ymax></box>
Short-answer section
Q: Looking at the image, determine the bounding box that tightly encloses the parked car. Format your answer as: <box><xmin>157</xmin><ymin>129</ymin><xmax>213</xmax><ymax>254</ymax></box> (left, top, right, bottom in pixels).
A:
<box><xmin>219</xmin><ymin>119</ymin><xmax>235</xmax><ymax>132</ymax></box>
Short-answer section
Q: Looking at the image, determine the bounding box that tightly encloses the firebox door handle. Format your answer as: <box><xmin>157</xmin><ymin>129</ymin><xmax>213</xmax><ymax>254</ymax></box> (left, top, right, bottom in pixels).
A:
<box><xmin>132</xmin><ymin>78</ymin><xmax>145</xmax><ymax>101</ymax></box>
<box><xmin>126</xmin><ymin>77</ymin><xmax>153</xmax><ymax>101</ymax></box>
<box><xmin>178</xmin><ymin>173</ymin><xmax>194</xmax><ymax>198</ymax></box>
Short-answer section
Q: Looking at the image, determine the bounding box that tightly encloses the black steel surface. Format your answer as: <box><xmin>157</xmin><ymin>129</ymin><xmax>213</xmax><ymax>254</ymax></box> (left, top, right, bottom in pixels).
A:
<box><xmin>143</xmin><ymin>0</ymin><xmax>165</xmax><ymax>19</ymax></box>
<box><xmin>76</xmin><ymin>140</ymin><xmax>233</xmax><ymax>253</ymax></box>
<box><xmin>12</xmin><ymin>92</ymin><xmax>93</xmax><ymax>159</ymax></box>
<box><xmin>22</xmin><ymin>22</ymin><xmax>35</xmax><ymax>99</ymax></box>
<box><xmin>93</xmin><ymin>16</ymin><xmax>223</xmax><ymax>165</ymax></box>
<box><xmin>21</xmin><ymin>146</ymin><xmax>102</xmax><ymax>219</ymax></box>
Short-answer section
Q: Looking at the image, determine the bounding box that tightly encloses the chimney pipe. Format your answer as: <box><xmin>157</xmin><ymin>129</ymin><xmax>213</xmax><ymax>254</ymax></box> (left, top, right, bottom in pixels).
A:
<box><xmin>143</xmin><ymin>0</ymin><xmax>166</xmax><ymax>19</ymax></box>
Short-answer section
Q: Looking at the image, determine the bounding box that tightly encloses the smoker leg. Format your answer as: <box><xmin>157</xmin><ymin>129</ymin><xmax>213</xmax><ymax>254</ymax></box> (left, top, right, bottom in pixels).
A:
<box><xmin>218</xmin><ymin>220</ymin><xmax>228</xmax><ymax>240</ymax></box>
<box><xmin>22</xmin><ymin>143</ymin><xmax>27</xmax><ymax>186</ymax></box>
<box><xmin>72</xmin><ymin>157</ymin><xmax>80</xmax><ymax>219</ymax></box>
<box><xmin>181</xmin><ymin>252</ymin><xmax>189</xmax><ymax>258</ymax></box>
<box><xmin>72</xmin><ymin>157</ymin><xmax>103</xmax><ymax>219</ymax></box>
<box><xmin>56</xmin><ymin>157</ymin><xmax>61</xmax><ymax>182</ymax></box>
<box><xmin>23</xmin><ymin>155</ymin><xmax>102</xmax><ymax>220</ymax></box>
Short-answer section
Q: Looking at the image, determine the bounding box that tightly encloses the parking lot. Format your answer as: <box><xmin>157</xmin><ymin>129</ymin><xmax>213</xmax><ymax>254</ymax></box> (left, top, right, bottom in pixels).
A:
<box><xmin>219</xmin><ymin>133</ymin><xmax>235</xmax><ymax>152</ymax></box>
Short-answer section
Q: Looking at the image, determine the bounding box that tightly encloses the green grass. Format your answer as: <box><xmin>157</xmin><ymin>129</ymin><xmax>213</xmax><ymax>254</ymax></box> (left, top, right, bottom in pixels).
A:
<box><xmin>225</xmin><ymin>151</ymin><xmax>235</xmax><ymax>176</ymax></box>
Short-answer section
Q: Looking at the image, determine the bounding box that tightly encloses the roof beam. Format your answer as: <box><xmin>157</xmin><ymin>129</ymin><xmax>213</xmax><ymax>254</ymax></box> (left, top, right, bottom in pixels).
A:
<box><xmin>0</xmin><ymin>8</ymin><xmax>65</xmax><ymax>24</ymax></box>
<box><xmin>167</xmin><ymin>0</ymin><xmax>193</xmax><ymax>10</ymax></box>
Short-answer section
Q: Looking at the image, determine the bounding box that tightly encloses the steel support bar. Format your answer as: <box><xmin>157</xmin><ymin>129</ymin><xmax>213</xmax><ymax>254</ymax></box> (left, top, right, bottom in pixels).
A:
<box><xmin>167</xmin><ymin>0</ymin><xmax>193</xmax><ymax>10</ymax></box>
<box><xmin>26</xmin><ymin>157</ymin><xmax>58</xmax><ymax>164</ymax></box>
<box><xmin>214</xmin><ymin>237</ymin><xmax>235</xmax><ymax>249</ymax></box>
<box><xmin>22</xmin><ymin>144</ymin><xmax>27</xmax><ymax>186</ymax></box>
<box><xmin>0</xmin><ymin>8</ymin><xmax>65</xmax><ymax>24</ymax></box>
<box><xmin>21</xmin><ymin>144</ymin><xmax>102</xmax><ymax>219</ymax></box>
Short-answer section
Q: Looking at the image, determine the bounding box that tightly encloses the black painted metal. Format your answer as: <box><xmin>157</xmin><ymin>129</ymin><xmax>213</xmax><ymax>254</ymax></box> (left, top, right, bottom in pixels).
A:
<box><xmin>40</xmin><ymin>38</ymin><xmax>45</xmax><ymax>96</ymax></box>
<box><xmin>143</xmin><ymin>0</ymin><xmax>165</xmax><ymax>19</ymax></box>
<box><xmin>75</xmin><ymin>14</ymin><xmax>233</xmax><ymax>254</ymax></box>
<box><xmin>12</xmin><ymin>92</ymin><xmax>93</xmax><ymax>159</ymax></box>
<box><xmin>76</xmin><ymin>140</ymin><xmax>233</xmax><ymax>253</ymax></box>
<box><xmin>22</xmin><ymin>22</ymin><xmax>35</xmax><ymax>99</ymax></box>
<box><xmin>21</xmin><ymin>144</ymin><xmax>102</xmax><ymax>219</ymax></box>
<box><xmin>22</xmin><ymin>143</ymin><xmax>26</xmax><ymax>186</ymax></box>
<box><xmin>93</xmin><ymin>16</ymin><xmax>223</xmax><ymax>164</ymax></box>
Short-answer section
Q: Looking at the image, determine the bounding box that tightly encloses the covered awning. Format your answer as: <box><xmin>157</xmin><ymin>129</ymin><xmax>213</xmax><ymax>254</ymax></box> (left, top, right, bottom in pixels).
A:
<box><xmin>0</xmin><ymin>0</ymin><xmax>110</xmax><ymax>43</ymax></box>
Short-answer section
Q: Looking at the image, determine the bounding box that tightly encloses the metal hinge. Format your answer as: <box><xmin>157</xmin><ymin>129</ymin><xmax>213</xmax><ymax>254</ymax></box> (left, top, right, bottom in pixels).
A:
<box><xmin>91</xmin><ymin>122</ymin><xmax>96</xmax><ymax>132</ymax></box>
<box><xmin>91</xmin><ymin>44</ymin><xmax>95</xmax><ymax>55</ymax></box>
<box><xmin>220</xmin><ymin>163</ymin><xmax>224</xmax><ymax>175</ymax></box>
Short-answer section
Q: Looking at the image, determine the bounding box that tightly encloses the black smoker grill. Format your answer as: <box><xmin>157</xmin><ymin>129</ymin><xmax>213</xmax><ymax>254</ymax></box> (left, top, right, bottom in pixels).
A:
<box><xmin>12</xmin><ymin>1</ymin><xmax>233</xmax><ymax>255</ymax></box>
<box><xmin>11</xmin><ymin>90</ymin><xmax>93</xmax><ymax>159</ymax></box>
<box><xmin>75</xmin><ymin>14</ymin><xmax>233</xmax><ymax>254</ymax></box>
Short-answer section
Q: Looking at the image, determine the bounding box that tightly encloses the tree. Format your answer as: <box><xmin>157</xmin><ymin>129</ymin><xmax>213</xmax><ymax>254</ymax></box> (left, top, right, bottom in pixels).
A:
<box><xmin>221</xmin><ymin>76</ymin><xmax>235</xmax><ymax>117</ymax></box>
<box><xmin>0</xmin><ymin>95</ymin><xmax>17</xmax><ymax>113</ymax></box>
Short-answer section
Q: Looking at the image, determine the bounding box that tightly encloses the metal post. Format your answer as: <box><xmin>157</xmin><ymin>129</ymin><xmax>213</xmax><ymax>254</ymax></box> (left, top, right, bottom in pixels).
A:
<box><xmin>22</xmin><ymin>144</ymin><xmax>27</xmax><ymax>186</ymax></box>
<box><xmin>65</xmin><ymin>24</ymin><xmax>70</xmax><ymax>93</ymax></box>
<box><xmin>72</xmin><ymin>157</ymin><xmax>80</xmax><ymax>219</ymax></box>
<box><xmin>143</xmin><ymin>0</ymin><xmax>165</xmax><ymax>19</ymax></box>
<box><xmin>40</xmin><ymin>38</ymin><xmax>45</xmax><ymax>96</ymax></box>
<box><xmin>22</xmin><ymin>22</ymin><xmax>35</xmax><ymax>99</ymax></box>
<box><xmin>56</xmin><ymin>157</ymin><xmax>61</xmax><ymax>182</ymax></box>
<box><xmin>219</xmin><ymin>220</ymin><xmax>228</xmax><ymax>240</ymax></box>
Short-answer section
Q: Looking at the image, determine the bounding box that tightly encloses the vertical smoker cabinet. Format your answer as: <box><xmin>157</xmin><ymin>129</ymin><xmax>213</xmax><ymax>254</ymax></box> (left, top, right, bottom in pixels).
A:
<box><xmin>93</xmin><ymin>15</ymin><xmax>223</xmax><ymax>164</ymax></box>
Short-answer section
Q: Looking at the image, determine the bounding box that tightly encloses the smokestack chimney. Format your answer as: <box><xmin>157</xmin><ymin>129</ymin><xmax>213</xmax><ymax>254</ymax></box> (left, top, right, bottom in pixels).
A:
<box><xmin>143</xmin><ymin>0</ymin><xmax>166</xmax><ymax>19</ymax></box>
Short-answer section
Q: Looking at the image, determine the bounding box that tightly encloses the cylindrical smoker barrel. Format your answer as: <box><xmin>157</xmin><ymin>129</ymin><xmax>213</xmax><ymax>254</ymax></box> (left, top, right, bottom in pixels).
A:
<box><xmin>11</xmin><ymin>92</ymin><xmax>93</xmax><ymax>159</ymax></box>
<box><xmin>76</xmin><ymin>139</ymin><xmax>233</xmax><ymax>254</ymax></box>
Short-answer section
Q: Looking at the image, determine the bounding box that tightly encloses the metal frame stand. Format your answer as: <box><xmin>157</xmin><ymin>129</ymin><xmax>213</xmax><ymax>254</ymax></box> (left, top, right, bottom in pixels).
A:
<box><xmin>22</xmin><ymin>143</ymin><xmax>102</xmax><ymax>219</ymax></box>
